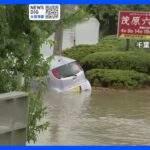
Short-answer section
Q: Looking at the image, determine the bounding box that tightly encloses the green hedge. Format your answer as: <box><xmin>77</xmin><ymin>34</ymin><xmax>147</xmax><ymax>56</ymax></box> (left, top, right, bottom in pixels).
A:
<box><xmin>62</xmin><ymin>44</ymin><xmax>99</xmax><ymax>61</ymax></box>
<box><xmin>62</xmin><ymin>35</ymin><xmax>149</xmax><ymax>61</ymax></box>
<box><xmin>86</xmin><ymin>69</ymin><xmax>150</xmax><ymax>89</ymax></box>
<box><xmin>81</xmin><ymin>51</ymin><xmax>150</xmax><ymax>73</ymax></box>
<box><xmin>62</xmin><ymin>35</ymin><xmax>124</xmax><ymax>61</ymax></box>
<box><xmin>98</xmin><ymin>35</ymin><xmax>125</xmax><ymax>51</ymax></box>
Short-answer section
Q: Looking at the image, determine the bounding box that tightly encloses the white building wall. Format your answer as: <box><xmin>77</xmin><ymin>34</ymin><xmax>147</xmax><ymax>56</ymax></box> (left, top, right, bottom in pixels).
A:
<box><xmin>75</xmin><ymin>18</ymin><xmax>99</xmax><ymax>45</ymax></box>
<box><xmin>40</xmin><ymin>17</ymin><xmax>100</xmax><ymax>58</ymax></box>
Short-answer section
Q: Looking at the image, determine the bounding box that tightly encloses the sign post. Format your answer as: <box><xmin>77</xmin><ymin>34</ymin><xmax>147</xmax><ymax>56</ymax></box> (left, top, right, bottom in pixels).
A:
<box><xmin>125</xmin><ymin>39</ymin><xmax>130</xmax><ymax>51</ymax></box>
<box><xmin>117</xmin><ymin>11</ymin><xmax>150</xmax><ymax>50</ymax></box>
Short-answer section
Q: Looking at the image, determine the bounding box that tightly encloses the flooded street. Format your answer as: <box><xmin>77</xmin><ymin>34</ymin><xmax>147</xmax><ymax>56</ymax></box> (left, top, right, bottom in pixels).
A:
<box><xmin>34</xmin><ymin>90</ymin><xmax>150</xmax><ymax>145</ymax></box>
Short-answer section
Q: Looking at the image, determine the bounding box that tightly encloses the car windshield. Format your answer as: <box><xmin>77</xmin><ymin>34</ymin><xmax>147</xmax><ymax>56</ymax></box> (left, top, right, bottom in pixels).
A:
<box><xmin>56</xmin><ymin>61</ymin><xmax>82</xmax><ymax>78</ymax></box>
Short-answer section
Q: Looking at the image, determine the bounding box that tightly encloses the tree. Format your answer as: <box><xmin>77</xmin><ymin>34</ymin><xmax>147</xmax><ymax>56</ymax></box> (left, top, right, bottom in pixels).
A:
<box><xmin>0</xmin><ymin>4</ymin><xmax>90</xmax><ymax>143</ymax></box>
<box><xmin>0</xmin><ymin>5</ymin><xmax>60</xmax><ymax>143</ymax></box>
<box><xmin>82</xmin><ymin>5</ymin><xmax>123</xmax><ymax>41</ymax></box>
<box><xmin>53</xmin><ymin>5</ymin><xmax>65</xmax><ymax>55</ymax></box>
<box><xmin>82</xmin><ymin>5</ymin><xmax>150</xmax><ymax>41</ymax></box>
<box><xmin>53</xmin><ymin>5</ymin><xmax>89</xmax><ymax>54</ymax></box>
<box><xmin>125</xmin><ymin>5</ymin><xmax>150</xmax><ymax>11</ymax></box>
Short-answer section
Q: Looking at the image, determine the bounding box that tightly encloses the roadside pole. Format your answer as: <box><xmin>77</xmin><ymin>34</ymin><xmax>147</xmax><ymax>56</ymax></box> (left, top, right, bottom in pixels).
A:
<box><xmin>125</xmin><ymin>39</ymin><xmax>130</xmax><ymax>50</ymax></box>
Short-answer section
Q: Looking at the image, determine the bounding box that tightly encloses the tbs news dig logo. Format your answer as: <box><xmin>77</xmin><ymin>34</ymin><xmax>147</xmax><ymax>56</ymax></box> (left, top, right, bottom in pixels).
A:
<box><xmin>29</xmin><ymin>4</ymin><xmax>60</xmax><ymax>20</ymax></box>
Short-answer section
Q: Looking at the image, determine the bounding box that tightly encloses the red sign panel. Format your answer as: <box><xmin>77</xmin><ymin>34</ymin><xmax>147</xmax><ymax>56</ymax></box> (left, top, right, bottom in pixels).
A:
<box><xmin>117</xmin><ymin>11</ymin><xmax>150</xmax><ymax>40</ymax></box>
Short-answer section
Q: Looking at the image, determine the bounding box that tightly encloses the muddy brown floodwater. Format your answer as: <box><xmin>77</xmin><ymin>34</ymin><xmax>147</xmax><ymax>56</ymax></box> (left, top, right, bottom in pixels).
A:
<box><xmin>31</xmin><ymin>89</ymin><xmax>150</xmax><ymax>145</ymax></box>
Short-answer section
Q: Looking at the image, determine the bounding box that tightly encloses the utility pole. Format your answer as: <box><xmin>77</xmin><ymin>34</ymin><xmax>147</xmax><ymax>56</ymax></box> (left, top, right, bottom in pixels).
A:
<box><xmin>53</xmin><ymin>5</ymin><xmax>65</xmax><ymax>55</ymax></box>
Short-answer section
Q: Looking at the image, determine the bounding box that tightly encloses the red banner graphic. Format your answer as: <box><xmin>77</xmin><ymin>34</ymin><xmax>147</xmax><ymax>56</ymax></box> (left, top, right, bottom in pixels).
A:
<box><xmin>117</xmin><ymin>11</ymin><xmax>150</xmax><ymax>40</ymax></box>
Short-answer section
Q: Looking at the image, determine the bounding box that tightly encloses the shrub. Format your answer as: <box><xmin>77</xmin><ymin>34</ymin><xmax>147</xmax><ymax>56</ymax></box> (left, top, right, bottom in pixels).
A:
<box><xmin>100</xmin><ymin>35</ymin><xmax>150</xmax><ymax>52</ymax></box>
<box><xmin>62</xmin><ymin>35</ymin><xmax>150</xmax><ymax>61</ymax></box>
<box><xmin>62</xmin><ymin>42</ymin><xmax>121</xmax><ymax>61</ymax></box>
<box><xmin>62</xmin><ymin>44</ymin><xmax>99</xmax><ymax>61</ymax></box>
<box><xmin>62</xmin><ymin>35</ymin><xmax>124</xmax><ymax>61</ymax></box>
<box><xmin>81</xmin><ymin>51</ymin><xmax>150</xmax><ymax>73</ymax></box>
<box><xmin>86</xmin><ymin>69</ymin><xmax>150</xmax><ymax>89</ymax></box>
<box><xmin>99</xmin><ymin>35</ymin><xmax>125</xmax><ymax>51</ymax></box>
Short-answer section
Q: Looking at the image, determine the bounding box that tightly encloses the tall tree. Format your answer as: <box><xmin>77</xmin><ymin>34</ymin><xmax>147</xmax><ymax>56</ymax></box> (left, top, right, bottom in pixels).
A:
<box><xmin>53</xmin><ymin>5</ymin><xmax>65</xmax><ymax>55</ymax></box>
<box><xmin>53</xmin><ymin>5</ymin><xmax>89</xmax><ymax>54</ymax></box>
<box><xmin>0</xmin><ymin>4</ymin><xmax>90</xmax><ymax>143</ymax></box>
<box><xmin>83</xmin><ymin>5</ymin><xmax>150</xmax><ymax>41</ymax></box>
<box><xmin>0</xmin><ymin>5</ymin><xmax>60</xmax><ymax>143</ymax></box>
<box><xmin>82</xmin><ymin>5</ymin><xmax>124</xmax><ymax>41</ymax></box>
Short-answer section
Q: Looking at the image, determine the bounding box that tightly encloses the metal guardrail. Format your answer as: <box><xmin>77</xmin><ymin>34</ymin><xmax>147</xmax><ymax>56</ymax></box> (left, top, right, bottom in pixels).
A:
<box><xmin>0</xmin><ymin>92</ymin><xmax>28</xmax><ymax>145</ymax></box>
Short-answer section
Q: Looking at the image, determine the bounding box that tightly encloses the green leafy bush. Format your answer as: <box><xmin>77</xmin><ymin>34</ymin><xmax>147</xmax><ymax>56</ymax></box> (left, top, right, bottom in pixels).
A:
<box><xmin>86</xmin><ymin>69</ymin><xmax>150</xmax><ymax>89</ymax></box>
<box><xmin>63</xmin><ymin>44</ymin><xmax>99</xmax><ymax>61</ymax></box>
<box><xmin>62</xmin><ymin>35</ymin><xmax>150</xmax><ymax>61</ymax></box>
<box><xmin>99</xmin><ymin>35</ymin><xmax>125</xmax><ymax>51</ymax></box>
<box><xmin>62</xmin><ymin>35</ymin><xmax>123</xmax><ymax>61</ymax></box>
<box><xmin>98</xmin><ymin>35</ymin><xmax>149</xmax><ymax>52</ymax></box>
<box><xmin>62</xmin><ymin>43</ymin><xmax>121</xmax><ymax>61</ymax></box>
<box><xmin>62</xmin><ymin>35</ymin><xmax>150</xmax><ymax>89</ymax></box>
<box><xmin>81</xmin><ymin>51</ymin><xmax>150</xmax><ymax>73</ymax></box>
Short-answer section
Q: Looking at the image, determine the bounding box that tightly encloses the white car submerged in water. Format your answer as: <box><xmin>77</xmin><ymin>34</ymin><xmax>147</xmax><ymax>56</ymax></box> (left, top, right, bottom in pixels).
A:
<box><xmin>47</xmin><ymin>56</ymin><xmax>91</xmax><ymax>92</ymax></box>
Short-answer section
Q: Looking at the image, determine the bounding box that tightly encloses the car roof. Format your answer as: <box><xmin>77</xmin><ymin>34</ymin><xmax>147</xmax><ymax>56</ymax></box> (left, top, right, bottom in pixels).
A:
<box><xmin>50</xmin><ymin>55</ymin><xmax>75</xmax><ymax>69</ymax></box>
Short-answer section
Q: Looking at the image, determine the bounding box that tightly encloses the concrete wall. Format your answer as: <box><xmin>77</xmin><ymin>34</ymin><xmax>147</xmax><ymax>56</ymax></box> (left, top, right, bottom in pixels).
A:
<box><xmin>0</xmin><ymin>92</ymin><xmax>28</xmax><ymax>145</ymax></box>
